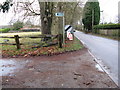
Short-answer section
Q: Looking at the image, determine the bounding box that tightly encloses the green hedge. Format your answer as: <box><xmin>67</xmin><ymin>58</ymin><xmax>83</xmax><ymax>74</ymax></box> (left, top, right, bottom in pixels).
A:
<box><xmin>0</xmin><ymin>28</ymin><xmax>11</xmax><ymax>33</ymax></box>
<box><xmin>93</xmin><ymin>24</ymin><xmax>120</xmax><ymax>29</ymax></box>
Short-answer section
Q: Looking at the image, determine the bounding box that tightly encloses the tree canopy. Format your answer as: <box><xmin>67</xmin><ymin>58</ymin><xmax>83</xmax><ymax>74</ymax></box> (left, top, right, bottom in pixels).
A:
<box><xmin>0</xmin><ymin>1</ymin><xmax>83</xmax><ymax>37</ymax></box>
<box><xmin>12</xmin><ymin>21</ymin><xmax>24</xmax><ymax>30</ymax></box>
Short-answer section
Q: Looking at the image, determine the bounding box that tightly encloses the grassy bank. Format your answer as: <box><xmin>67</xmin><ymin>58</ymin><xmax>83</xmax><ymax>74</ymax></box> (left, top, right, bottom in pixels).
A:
<box><xmin>79</xmin><ymin>30</ymin><xmax>119</xmax><ymax>40</ymax></box>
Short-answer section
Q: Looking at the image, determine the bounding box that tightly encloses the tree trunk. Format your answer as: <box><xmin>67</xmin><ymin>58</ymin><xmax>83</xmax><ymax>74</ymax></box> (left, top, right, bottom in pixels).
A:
<box><xmin>38</xmin><ymin>2</ymin><xmax>53</xmax><ymax>41</ymax></box>
<box><xmin>70</xmin><ymin>3</ymin><xmax>78</xmax><ymax>26</ymax></box>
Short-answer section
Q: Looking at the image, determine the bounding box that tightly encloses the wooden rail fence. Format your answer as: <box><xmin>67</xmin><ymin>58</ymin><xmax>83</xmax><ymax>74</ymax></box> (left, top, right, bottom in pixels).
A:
<box><xmin>0</xmin><ymin>35</ymin><xmax>58</xmax><ymax>49</ymax></box>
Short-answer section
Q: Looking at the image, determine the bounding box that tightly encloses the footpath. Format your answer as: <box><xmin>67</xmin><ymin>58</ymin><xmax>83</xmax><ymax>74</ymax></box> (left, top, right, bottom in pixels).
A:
<box><xmin>1</xmin><ymin>48</ymin><xmax>118</xmax><ymax>88</ymax></box>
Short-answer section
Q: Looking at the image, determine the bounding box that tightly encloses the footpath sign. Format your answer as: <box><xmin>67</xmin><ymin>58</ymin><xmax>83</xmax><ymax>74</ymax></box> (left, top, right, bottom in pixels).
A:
<box><xmin>55</xmin><ymin>12</ymin><xmax>65</xmax><ymax>45</ymax></box>
<box><xmin>55</xmin><ymin>12</ymin><xmax>64</xmax><ymax>17</ymax></box>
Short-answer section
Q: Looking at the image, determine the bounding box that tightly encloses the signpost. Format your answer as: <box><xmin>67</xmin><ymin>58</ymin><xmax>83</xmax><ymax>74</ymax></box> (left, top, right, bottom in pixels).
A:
<box><xmin>55</xmin><ymin>12</ymin><xmax>65</xmax><ymax>47</ymax></box>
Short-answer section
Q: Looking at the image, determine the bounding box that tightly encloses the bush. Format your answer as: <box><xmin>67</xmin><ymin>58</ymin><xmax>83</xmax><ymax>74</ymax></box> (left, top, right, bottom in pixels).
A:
<box><xmin>0</xmin><ymin>28</ymin><xmax>11</xmax><ymax>33</ymax></box>
<box><xmin>12</xmin><ymin>21</ymin><xmax>24</xmax><ymax>30</ymax></box>
<box><xmin>93</xmin><ymin>24</ymin><xmax>120</xmax><ymax>29</ymax></box>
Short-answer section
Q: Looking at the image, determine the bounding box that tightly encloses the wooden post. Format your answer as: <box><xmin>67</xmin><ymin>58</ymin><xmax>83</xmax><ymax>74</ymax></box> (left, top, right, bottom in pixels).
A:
<box><xmin>58</xmin><ymin>2</ymin><xmax>63</xmax><ymax>48</ymax></box>
<box><xmin>58</xmin><ymin>34</ymin><xmax>63</xmax><ymax>48</ymax></box>
<box><xmin>14</xmin><ymin>35</ymin><xmax>21</xmax><ymax>49</ymax></box>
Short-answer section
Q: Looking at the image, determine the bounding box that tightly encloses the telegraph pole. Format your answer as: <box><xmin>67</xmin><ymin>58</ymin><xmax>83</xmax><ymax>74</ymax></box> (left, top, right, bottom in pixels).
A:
<box><xmin>92</xmin><ymin>9</ymin><xmax>94</xmax><ymax>31</ymax></box>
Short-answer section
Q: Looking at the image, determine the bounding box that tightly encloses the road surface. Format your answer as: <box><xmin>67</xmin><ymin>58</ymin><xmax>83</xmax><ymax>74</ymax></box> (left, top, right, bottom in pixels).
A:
<box><xmin>74</xmin><ymin>31</ymin><xmax>119</xmax><ymax>85</ymax></box>
<box><xmin>1</xmin><ymin>49</ymin><xmax>117</xmax><ymax>88</ymax></box>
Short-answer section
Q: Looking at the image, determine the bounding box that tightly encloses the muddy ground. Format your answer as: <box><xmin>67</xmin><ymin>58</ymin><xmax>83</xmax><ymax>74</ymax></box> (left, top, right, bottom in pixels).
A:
<box><xmin>1</xmin><ymin>48</ymin><xmax>118</xmax><ymax>88</ymax></box>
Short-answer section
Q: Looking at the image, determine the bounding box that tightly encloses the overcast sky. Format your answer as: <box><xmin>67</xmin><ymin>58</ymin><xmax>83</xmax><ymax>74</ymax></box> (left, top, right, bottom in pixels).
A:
<box><xmin>0</xmin><ymin>0</ymin><xmax>119</xmax><ymax>25</ymax></box>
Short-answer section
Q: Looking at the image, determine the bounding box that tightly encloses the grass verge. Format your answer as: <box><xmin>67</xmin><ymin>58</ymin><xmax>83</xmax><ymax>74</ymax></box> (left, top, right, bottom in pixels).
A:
<box><xmin>78</xmin><ymin>30</ymin><xmax>119</xmax><ymax>40</ymax></box>
<box><xmin>0</xmin><ymin>32</ymin><xmax>83</xmax><ymax>58</ymax></box>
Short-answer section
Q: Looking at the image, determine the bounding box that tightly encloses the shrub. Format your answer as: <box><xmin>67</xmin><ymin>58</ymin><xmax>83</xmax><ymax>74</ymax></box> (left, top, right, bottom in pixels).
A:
<box><xmin>0</xmin><ymin>28</ymin><xmax>11</xmax><ymax>33</ymax></box>
<box><xmin>12</xmin><ymin>21</ymin><xmax>24</xmax><ymax>30</ymax></box>
<box><xmin>93</xmin><ymin>24</ymin><xmax>120</xmax><ymax>29</ymax></box>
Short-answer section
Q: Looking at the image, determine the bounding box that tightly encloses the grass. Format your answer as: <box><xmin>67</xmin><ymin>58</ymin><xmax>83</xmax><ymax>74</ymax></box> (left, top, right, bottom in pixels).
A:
<box><xmin>0</xmin><ymin>32</ymin><xmax>41</xmax><ymax>46</ymax></box>
<box><xmin>0</xmin><ymin>32</ymin><xmax>83</xmax><ymax>57</ymax></box>
<box><xmin>0</xmin><ymin>32</ymin><xmax>41</xmax><ymax>52</ymax></box>
<box><xmin>0</xmin><ymin>32</ymin><xmax>41</xmax><ymax>37</ymax></box>
<box><xmin>0</xmin><ymin>28</ymin><xmax>11</xmax><ymax>33</ymax></box>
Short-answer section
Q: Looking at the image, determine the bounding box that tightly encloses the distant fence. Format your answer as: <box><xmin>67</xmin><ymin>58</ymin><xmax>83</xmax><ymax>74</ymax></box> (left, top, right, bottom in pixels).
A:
<box><xmin>0</xmin><ymin>35</ymin><xmax>58</xmax><ymax>49</ymax></box>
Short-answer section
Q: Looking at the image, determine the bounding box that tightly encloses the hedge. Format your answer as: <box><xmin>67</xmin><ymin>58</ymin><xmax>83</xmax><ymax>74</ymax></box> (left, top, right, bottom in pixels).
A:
<box><xmin>0</xmin><ymin>28</ymin><xmax>11</xmax><ymax>33</ymax></box>
<box><xmin>93</xmin><ymin>24</ymin><xmax>120</xmax><ymax>29</ymax></box>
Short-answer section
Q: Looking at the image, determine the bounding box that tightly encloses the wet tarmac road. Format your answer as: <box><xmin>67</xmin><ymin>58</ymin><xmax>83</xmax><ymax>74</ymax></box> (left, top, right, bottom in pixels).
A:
<box><xmin>0</xmin><ymin>59</ymin><xmax>31</xmax><ymax>76</ymax></box>
<box><xmin>74</xmin><ymin>31</ymin><xmax>119</xmax><ymax>85</ymax></box>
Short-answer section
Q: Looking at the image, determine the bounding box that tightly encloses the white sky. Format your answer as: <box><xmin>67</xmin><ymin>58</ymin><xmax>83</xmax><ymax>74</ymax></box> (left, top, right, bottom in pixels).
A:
<box><xmin>99</xmin><ymin>0</ymin><xmax>119</xmax><ymax>23</ymax></box>
<box><xmin>0</xmin><ymin>0</ymin><xmax>119</xmax><ymax>25</ymax></box>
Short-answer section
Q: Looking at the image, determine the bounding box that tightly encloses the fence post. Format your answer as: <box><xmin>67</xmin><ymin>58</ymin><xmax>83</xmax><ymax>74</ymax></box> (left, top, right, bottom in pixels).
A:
<box><xmin>58</xmin><ymin>34</ymin><xmax>63</xmax><ymax>48</ymax></box>
<box><xmin>14</xmin><ymin>35</ymin><xmax>21</xmax><ymax>49</ymax></box>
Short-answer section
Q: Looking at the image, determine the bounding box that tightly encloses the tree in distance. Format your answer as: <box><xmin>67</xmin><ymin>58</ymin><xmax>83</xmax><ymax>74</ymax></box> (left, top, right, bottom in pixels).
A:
<box><xmin>12</xmin><ymin>21</ymin><xmax>24</xmax><ymax>30</ymax></box>
<box><xmin>82</xmin><ymin>0</ymin><xmax>100</xmax><ymax>32</ymax></box>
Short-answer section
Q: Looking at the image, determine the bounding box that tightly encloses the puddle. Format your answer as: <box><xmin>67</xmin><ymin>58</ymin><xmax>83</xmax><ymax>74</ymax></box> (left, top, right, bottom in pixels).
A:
<box><xmin>95</xmin><ymin>64</ymin><xmax>104</xmax><ymax>72</ymax></box>
<box><xmin>0</xmin><ymin>59</ymin><xmax>30</xmax><ymax>76</ymax></box>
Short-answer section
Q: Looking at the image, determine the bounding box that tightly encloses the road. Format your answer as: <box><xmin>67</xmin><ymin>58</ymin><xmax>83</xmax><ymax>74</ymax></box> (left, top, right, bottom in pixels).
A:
<box><xmin>74</xmin><ymin>31</ymin><xmax>119</xmax><ymax>85</ymax></box>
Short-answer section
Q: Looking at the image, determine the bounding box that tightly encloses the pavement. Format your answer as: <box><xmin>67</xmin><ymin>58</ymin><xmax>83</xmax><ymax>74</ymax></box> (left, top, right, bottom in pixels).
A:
<box><xmin>74</xmin><ymin>31</ymin><xmax>119</xmax><ymax>86</ymax></box>
<box><xmin>1</xmin><ymin>48</ymin><xmax>118</xmax><ymax>88</ymax></box>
